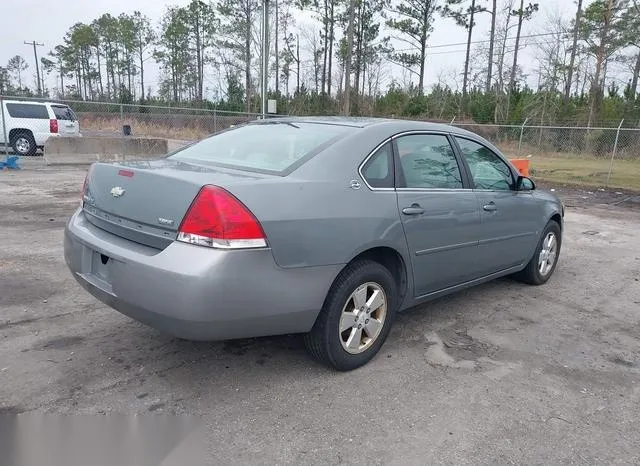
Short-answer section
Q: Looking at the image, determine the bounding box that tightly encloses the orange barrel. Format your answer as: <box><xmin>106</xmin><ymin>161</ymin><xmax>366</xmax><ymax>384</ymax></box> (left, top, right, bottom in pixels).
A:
<box><xmin>510</xmin><ymin>158</ymin><xmax>530</xmax><ymax>177</ymax></box>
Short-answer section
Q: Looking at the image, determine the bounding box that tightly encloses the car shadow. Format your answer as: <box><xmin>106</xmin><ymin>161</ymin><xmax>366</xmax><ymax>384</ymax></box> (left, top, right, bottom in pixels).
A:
<box><xmin>48</xmin><ymin>276</ymin><xmax>534</xmax><ymax>412</ymax></box>
<box><xmin>146</xmin><ymin>277</ymin><xmax>517</xmax><ymax>367</ymax></box>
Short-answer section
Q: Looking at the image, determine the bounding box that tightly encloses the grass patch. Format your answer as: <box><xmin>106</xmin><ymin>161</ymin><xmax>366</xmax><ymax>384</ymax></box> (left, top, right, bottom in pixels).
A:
<box><xmin>78</xmin><ymin>113</ymin><xmax>253</xmax><ymax>141</ymax></box>
<box><xmin>529</xmin><ymin>156</ymin><xmax>640</xmax><ymax>191</ymax></box>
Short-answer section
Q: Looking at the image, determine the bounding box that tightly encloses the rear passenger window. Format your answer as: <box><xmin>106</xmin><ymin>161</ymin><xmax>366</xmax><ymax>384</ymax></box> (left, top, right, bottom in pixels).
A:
<box><xmin>396</xmin><ymin>134</ymin><xmax>463</xmax><ymax>189</ymax></box>
<box><xmin>51</xmin><ymin>106</ymin><xmax>77</xmax><ymax>121</ymax></box>
<box><xmin>361</xmin><ymin>141</ymin><xmax>394</xmax><ymax>189</ymax></box>
<box><xmin>6</xmin><ymin>103</ymin><xmax>49</xmax><ymax>119</ymax></box>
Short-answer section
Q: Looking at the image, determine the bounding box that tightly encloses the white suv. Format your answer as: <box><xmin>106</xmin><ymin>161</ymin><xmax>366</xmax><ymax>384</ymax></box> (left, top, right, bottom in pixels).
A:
<box><xmin>0</xmin><ymin>99</ymin><xmax>81</xmax><ymax>156</ymax></box>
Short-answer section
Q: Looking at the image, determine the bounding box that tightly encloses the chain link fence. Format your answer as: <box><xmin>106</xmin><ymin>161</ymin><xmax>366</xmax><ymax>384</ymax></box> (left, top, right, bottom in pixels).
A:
<box><xmin>452</xmin><ymin>120</ymin><xmax>640</xmax><ymax>190</ymax></box>
<box><xmin>2</xmin><ymin>95</ymin><xmax>639</xmax><ymax>189</ymax></box>
<box><xmin>1</xmin><ymin>96</ymin><xmax>263</xmax><ymax>158</ymax></box>
<box><xmin>452</xmin><ymin>121</ymin><xmax>639</xmax><ymax>160</ymax></box>
<box><xmin>76</xmin><ymin>101</ymin><xmax>260</xmax><ymax>141</ymax></box>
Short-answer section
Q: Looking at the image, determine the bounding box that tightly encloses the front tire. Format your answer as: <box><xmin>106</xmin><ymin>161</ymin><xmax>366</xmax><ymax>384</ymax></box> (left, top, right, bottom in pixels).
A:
<box><xmin>11</xmin><ymin>132</ymin><xmax>37</xmax><ymax>156</ymax></box>
<box><xmin>304</xmin><ymin>260</ymin><xmax>397</xmax><ymax>371</ymax></box>
<box><xmin>516</xmin><ymin>220</ymin><xmax>561</xmax><ymax>285</ymax></box>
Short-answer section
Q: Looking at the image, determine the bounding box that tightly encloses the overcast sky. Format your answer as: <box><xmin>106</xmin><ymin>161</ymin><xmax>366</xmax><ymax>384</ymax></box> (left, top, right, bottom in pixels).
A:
<box><xmin>1</xmin><ymin>0</ymin><xmax>615</xmax><ymax>99</ymax></box>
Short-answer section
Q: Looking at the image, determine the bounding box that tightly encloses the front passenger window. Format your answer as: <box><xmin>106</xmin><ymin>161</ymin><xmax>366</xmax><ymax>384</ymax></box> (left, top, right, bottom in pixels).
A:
<box><xmin>455</xmin><ymin>137</ymin><xmax>514</xmax><ymax>191</ymax></box>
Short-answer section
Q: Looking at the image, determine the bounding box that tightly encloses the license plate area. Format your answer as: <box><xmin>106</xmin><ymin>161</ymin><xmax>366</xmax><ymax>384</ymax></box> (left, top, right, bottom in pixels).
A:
<box><xmin>91</xmin><ymin>251</ymin><xmax>112</xmax><ymax>283</ymax></box>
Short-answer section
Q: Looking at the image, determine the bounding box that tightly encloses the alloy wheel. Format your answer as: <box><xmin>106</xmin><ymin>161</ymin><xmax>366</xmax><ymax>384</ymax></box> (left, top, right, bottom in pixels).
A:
<box><xmin>538</xmin><ymin>232</ymin><xmax>558</xmax><ymax>276</ymax></box>
<box><xmin>338</xmin><ymin>282</ymin><xmax>387</xmax><ymax>354</ymax></box>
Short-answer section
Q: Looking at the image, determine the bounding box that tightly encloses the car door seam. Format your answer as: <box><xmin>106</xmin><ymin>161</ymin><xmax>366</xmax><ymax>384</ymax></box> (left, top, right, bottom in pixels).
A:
<box><xmin>478</xmin><ymin>232</ymin><xmax>537</xmax><ymax>246</ymax></box>
<box><xmin>415</xmin><ymin>240</ymin><xmax>479</xmax><ymax>256</ymax></box>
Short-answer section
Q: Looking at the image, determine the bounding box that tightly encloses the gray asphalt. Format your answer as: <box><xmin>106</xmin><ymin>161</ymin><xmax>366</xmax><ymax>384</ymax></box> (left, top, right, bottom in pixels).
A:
<box><xmin>1</xmin><ymin>161</ymin><xmax>639</xmax><ymax>465</ymax></box>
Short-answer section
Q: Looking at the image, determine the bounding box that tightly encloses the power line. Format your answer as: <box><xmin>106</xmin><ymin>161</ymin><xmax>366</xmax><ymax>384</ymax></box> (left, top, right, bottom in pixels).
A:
<box><xmin>390</xmin><ymin>30</ymin><xmax>583</xmax><ymax>54</ymax></box>
<box><xmin>24</xmin><ymin>40</ymin><xmax>44</xmax><ymax>96</ymax></box>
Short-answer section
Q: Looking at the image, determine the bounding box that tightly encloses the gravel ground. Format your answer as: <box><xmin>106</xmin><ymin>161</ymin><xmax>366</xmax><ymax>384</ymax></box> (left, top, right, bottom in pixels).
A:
<box><xmin>1</xmin><ymin>161</ymin><xmax>639</xmax><ymax>465</ymax></box>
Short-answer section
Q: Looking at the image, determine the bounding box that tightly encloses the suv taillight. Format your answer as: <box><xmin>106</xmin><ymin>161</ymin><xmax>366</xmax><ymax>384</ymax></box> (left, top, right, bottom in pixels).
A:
<box><xmin>50</xmin><ymin>119</ymin><xmax>58</xmax><ymax>134</ymax></box>
<box><xmin>177</xmin><ymin>185</ymin><xmax>267</xmax><ymax>249</ymax></box>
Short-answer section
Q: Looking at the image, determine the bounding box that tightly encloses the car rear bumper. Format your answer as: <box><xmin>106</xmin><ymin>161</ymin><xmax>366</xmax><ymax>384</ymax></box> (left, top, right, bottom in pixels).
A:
<box><xmin>64</xmin><ymin>209</ymin><xmax>341</xmax><ymax>341</ymax></box>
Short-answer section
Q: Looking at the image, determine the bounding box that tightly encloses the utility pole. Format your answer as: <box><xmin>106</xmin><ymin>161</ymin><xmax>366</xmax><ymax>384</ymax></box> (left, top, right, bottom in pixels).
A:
<box><xmin>261</xmin><ymin>0</ymin><xmax>269</xmax><ymax>119</ymax></box>
<box><xmin>24</xmin><ymin>41</ymin><xmax>44</xmax><ymax>97</ymax></box>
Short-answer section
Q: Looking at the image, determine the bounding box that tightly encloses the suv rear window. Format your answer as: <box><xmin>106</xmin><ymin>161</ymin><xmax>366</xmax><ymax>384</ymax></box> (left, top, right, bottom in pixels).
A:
<box><xmin>51</xmin><ymin>105</ymin><xmax>77</xmax><ymax>121</ymax></box>
<box><xmin>6</xmin><ymin>103</ymin><xmax>49</xmax><ymax>119</ymax></box>
<box><xmin>170</xmin><ymin>121</ymin><xmax>353</xmax><ymax>174</ymax></box>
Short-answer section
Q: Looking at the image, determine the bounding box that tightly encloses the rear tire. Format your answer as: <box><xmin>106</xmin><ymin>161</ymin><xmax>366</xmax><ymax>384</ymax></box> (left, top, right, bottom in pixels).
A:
<box><xmin>304</xmin><ymin>260</ymin><xmax>397</xmax><ymax>371</ymax></box>
<box><xmin>11</xmin><ymin>132</ymin><xmax>36</xmax><ymax>156</ymax></box>
<box><xmin>516</xmin><ymin>220</ymin><xmax>561</xmax><ymax>286</ymax></box>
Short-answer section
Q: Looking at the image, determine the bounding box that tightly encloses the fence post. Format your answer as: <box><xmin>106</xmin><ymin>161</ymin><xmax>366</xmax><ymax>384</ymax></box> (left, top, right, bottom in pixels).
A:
<box><xmin>120</xmin><ymin>104</ymin><xmax>125</xmax><ymax>162</ymax></box>
<box><xmin>606</xmin><ymin>119</ymin><xmax>624</xmax><ymax>187</ymax></box>
<box><xmin>1</xmin><ymin>96</ymin><xmax>9</xmax><ymax>156</ymax></box>
<box><xmin>517</xmin><ymin>118</ymin><xmax>528</xmax><ymax>157</ymax></box>
<box><xmin>214</xmin><ymin>108</ymin><xmax>218</xmax><ymax>134</ymax></box>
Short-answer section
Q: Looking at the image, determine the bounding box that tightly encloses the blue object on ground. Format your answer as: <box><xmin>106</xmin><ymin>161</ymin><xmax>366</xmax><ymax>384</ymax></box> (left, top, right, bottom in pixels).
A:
<box><xmin>0</xmin><ymin>155</ymin><xmax>20</xmax><ymax>170</ymax></box>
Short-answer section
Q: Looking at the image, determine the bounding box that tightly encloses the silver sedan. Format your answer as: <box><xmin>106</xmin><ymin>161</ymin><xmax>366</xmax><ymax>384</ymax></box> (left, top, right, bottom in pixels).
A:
<box><xmin>64</xmin><ymin>118</ymin><xmax>563</xmax><ymax>371</ymax></box>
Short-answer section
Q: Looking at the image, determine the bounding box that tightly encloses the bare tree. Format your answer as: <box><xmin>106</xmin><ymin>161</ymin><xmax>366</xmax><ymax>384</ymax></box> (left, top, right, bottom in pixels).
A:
<box><xmin>444</xmin><ymin>0</ymin><xmax>486</xmax><ymax>102</ymax></box>
<box><xmin>505</xmin><ymin>0</ymin><xmax>538</xmax><ymax>119</ymax></box>
<box><xmin>486</xmin><ymin>0</ymin><xmax>498</xmax><ymax>93</ymax></box>
<box><xmin>343</xmin><ymin>0</ymin><xmax>356</xmax><ymax>115</ymax></box>
<box><xmin>7</xmin><ymin>55</ymin><xmax>29</xmax><ymax>89</ymax></box>
<box><xmin>386</xmin><ymin>0</ymin><xmax>440</xmax><ymax>95</ymax></box>
<box><xmin>218</xmin><ymin>0</ymin><xmax>261</xmax><ymax>113</ymax></box>
<box><xmin>300</xmin><ymin>23</ymin><xmax>323</xmax><ymax>94</ymax></box>
<box><xmin>564</xmin><ymin>0</ymin><xmax>583</xmax><ymax>113</ymax></box>
<box><xmin>622</xmin><ymin>0</ymin><xmax>640</xmax><ymax>100</ymax></box>
<box><xmin>508</xmin><ymin>0</ymin><xmax>539</xmax><ymax>94</ymax></box>
<box><xmin>492</xmin><ymin>0</ymin><xmax>517</xmax><ymax>122</ymax></box>
<box><xmin>535</xmin><ymin>11</ymin><xmax>570</xmax><ymax>94</ymax></box>
<box><xmin>580</xmin><ymin>0</ymin><xmax>627</xmax><ymax>127</ymax></box>
<box><xmin>529</xmin><ymin>10</ymin><xmax>571</xmax><ymax>129</ymax></box>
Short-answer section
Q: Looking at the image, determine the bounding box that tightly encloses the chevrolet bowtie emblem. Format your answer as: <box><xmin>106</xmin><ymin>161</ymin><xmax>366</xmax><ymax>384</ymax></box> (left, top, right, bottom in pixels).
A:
<box><xmin>110</xmin><ymin>186</ymin><xmax>125</xmax><ymax>198</ymax></box>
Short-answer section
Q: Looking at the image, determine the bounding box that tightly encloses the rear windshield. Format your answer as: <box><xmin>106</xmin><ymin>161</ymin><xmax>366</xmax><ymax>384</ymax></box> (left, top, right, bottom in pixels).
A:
<box><xmin>6</xmin><ymin>103</ymin><xmax>49</xmax><ymax>119</ymax></box>
<box><xmin>51</xmin><ymin>105</ymin><xmax>77</xmax><ymax>121</ymax></box>
<box><xmin>170</xmin><ymin>121</ymin><xmax>353</xmax><ymax>174</ymax></box>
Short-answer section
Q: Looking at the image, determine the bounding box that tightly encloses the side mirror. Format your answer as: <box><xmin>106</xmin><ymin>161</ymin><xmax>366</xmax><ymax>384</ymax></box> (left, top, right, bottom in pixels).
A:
<box><xmin>517</xmin><ymin>176</ymin><xmax>536</xmax><ymax>191</ymax></box>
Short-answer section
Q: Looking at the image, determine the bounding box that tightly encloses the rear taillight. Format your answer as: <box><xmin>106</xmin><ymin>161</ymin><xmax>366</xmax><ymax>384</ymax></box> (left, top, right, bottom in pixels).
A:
<box><xmin>81</xmin><ymin>165</ymin><xmax>93</xmax><ymax>207</ymax></box>
<box><xmin>81</xmin><ymin>177</ymin><xmax>87</xmax><ymax>207</ymax></box>
<box><xmin>50</xmin><ymin>119</ymin><xmax>58</xmax><ymax>134</ymax></box>
<box><xmin>177</xmin><ymin>185</ymin><xmax>267</xmax><ymax>249</ymax></box>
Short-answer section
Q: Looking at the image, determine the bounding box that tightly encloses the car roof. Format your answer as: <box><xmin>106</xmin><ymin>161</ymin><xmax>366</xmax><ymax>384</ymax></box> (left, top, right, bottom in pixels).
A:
<box><xmin>254</xmin><ymin>116</ymin><xmax>487</xmax><ymax>144</ymax></box>
<box><xmin>250</xmin><ymin>116</ymin><xmax>391</xmax><ymax>128</ymax></box>
<box><xmin>254</xmin><ymin>116</ymin><xmax>477</xmax><ymax>135</ymax></box>
<box><xmin>254</xmin><ymin>116</ymin><xmax>506</xmax><ymax>163</ymax></box>
<box><xmin>3</xmin><ymin>99</ymin><xmax>68</xmax><ymax>106</ymax></box>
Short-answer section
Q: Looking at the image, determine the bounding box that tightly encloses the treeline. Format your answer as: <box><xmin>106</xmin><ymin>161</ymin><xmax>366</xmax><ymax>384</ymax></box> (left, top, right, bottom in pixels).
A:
<box><xmin>0</xmin><ymin>0</ymin><xmax>639</xmax><ymax>126</ymax></box>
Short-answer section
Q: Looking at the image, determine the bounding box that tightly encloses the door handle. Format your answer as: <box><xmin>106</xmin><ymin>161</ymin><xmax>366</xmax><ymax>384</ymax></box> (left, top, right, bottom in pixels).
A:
<box><xmin>483</xmin><ymin>202</ymin><xmax>498</xmax><ymax>212</ymax></box>
<box><xmin>402</xmin><ymin>205</ymin><xmax>425</xmax><ymax>216</ymax></box>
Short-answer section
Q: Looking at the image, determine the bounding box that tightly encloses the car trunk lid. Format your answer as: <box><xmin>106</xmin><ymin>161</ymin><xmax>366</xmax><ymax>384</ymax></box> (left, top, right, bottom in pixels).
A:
<box><xmin>83</xmin><ymin>159</ymin><xmax>274</xmax><ymax>249</ymax></box>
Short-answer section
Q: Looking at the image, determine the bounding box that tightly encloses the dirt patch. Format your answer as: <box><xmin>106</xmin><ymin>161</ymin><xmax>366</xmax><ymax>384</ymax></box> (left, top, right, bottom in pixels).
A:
<box><xmin>439</xmin><ymin>327</ymin><xmax>499</xmax><ymax>360</ymax></box>
<box><xmin>606</xmin><ymin>353</ymin><xmax>638</xmax><ymax>368</ymax></box>
<box><xmin>425</xmin><ymin>328</ymin><xmax>499</xmax><ymax>369</ymax></box>
<box><xmin>0</xmin><ymin>273</ymin><xmax>60</xmax><ymax>307</ymax></box>
<box><xmin>536</xmin><ymin>181</ymin><xmax>640</xmax><ymax>211</ymax></box>
<box><xmin>0</xmin><ymin>405</ymin><xmax>26</xmax><ymax>415</ymax></box>
<box><xmin>32</xmin><ymin>336</ymin><xmax>86</xmax><ymax>351</ymax></box>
